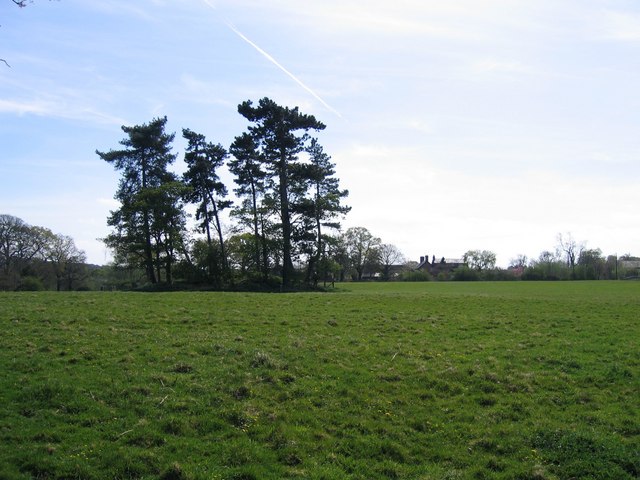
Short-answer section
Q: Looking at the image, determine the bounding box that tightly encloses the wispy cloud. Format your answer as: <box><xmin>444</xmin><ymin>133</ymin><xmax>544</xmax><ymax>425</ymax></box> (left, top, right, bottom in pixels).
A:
<box><xmin>0</xmin><ymin>97</ymin><xmax>127</xmax><ymax>125</ymax></box>
<box><xmin>199</xmin><ymin>0</ymin><xmax>341</xmax><ymax>117</ymax></box>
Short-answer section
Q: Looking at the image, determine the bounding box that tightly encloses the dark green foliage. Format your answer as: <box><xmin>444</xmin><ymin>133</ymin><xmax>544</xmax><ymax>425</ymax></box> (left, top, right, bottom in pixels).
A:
<box><xmin>182</xmin><ymin>129</ymin><xmax>231</xmax><ymax>283</ymax></box>
<box><xmin>399</xmin><ymin>269</ymin><xmax>432</xmax><ymax>281</ymax></box>
<box><xmin>15</xmin><ymin>275</ymin><xmax>45</xmax><ymax>291</ymax></box>
<box><xmin>97</xmin><ymin>117</ymin><xmax>186</xmax><ymax>285</ymax></box>
<box><xmin>452</xmin><ymin>266</ymin><xmax>480</xmax><ymax>281</ymax></box>
<box><xmin>235</xmin><ymin>98</ymin><xmax>328</xmax><ymax>288</ymax></box>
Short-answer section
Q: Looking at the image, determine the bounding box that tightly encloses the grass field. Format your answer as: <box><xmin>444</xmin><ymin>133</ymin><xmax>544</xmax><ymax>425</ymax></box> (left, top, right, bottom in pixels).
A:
<box><xmin>1</xmin><ymin>282</ymin><xmax>638</xmax><ymax>479</ymax></box>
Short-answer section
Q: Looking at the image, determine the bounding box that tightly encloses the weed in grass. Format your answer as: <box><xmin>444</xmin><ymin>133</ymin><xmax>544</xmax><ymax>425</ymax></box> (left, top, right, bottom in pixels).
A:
<box><xmin>250</xmin><ymin>351</ymin><xmax>278</xmax><ymax>369</ymax></box>
<box><xmin>172</xmin><ymin>362</ymin><xmax>194</xmax><ymax>373</ymax></box>
<box><xmin>159</xmin><ymin>462</ymin><xmax>189</xmax><ymax>480</ymax></box>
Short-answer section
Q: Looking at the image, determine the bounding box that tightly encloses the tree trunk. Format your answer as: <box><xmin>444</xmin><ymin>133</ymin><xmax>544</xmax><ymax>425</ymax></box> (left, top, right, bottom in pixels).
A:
<box><xmin>250</xmin><ymin>181</ymin><xmax>262</xmax><ymax>275</ymax></box>
<box><xmin>208</xmin><ymin>192</ymin><xmax>227</xmax><ymax>274</ymax></box>
<box><xmin>278</xmin><ymin>155</ymin><xmax>294</xmax><ymax>287</ymax></box>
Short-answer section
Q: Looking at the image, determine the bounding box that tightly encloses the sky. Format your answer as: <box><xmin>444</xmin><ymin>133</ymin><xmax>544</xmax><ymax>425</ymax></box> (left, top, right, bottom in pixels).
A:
<box><xmin>2</xmin><ymin>0</ymin><xmax>640</xmax><ymax>267</ymax></box>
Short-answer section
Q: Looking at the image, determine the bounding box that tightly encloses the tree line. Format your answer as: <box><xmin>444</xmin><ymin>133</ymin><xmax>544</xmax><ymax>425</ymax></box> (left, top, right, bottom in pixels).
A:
<box><xmin>451</xmin><ymin>234</ymin><xmax>639</xmax><ymax>281</ymax></box>
<box><xmin>0</xmin><ymin>214</ymin><xmax>87</xmax><ymax>290</ymax></box>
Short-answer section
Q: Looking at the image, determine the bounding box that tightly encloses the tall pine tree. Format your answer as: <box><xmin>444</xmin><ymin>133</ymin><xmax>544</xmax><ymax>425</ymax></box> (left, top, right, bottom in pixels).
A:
<box><xmin>182</xmin><ymin>128</ymin><xmax>231</xmax><ymax>281</ymax></box>
<box><xmin>301</xmin><ymin>138</ymin><xmax>350</xmax><ymax>282</ymax></box>
<box><xmin>97</xmin><ymin>117</ymin><xmax>182</xmax><ymax>284</ymax></box>
<box><xmin>236</xmin><ymin>98</ymin><xmax>325</xmax><ymax>288</ymax></box>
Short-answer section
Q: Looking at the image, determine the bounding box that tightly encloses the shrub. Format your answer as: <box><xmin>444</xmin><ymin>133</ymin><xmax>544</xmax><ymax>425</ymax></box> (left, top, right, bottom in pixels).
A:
<box><xmin>16</xmin><ymin>276</ymin><xmax>45</xmax><ymax>291</ymax></box>
<box><xmin>452</xmin><ymin>267</ymin><xmax>480</xmax><ymax>281</ymax></box>
<box><xmin>399</xmin><ymin>270</ymin><xmax>432</xmax><ymax>282</ymax></box>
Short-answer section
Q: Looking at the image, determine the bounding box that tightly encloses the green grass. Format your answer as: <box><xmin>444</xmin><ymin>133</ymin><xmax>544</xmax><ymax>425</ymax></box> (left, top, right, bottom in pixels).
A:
<box><xmin>1</xmin><ymin>282</ymin><xmax>638</xmax><ymax>479</ymax></box>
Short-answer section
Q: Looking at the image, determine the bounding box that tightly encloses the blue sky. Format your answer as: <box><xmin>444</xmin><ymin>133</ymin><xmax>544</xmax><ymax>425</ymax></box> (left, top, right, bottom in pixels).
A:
<box><xmin>2</xmin><ymin>0</ymin><xmax>639</xmax><ymax>266</ymax></box>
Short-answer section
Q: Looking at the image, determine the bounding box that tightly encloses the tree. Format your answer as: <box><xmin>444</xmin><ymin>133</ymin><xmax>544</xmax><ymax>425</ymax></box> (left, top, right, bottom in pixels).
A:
<box><xmin>0</xmin><ymin>214</ymin><xmax>35</xmax><ymax>276</ymax></box>
<box><xmin>298</xmin><ymin>138</ymin><xmax>350</xmax><ymax>284</ymax></box>
<box><xmin>97</xmin><ymin>117</ymin><xmax>181</xmax><ymax>285</ymax></box>
<box><xmin>463</xmin><ymin>249</ymin><xmax>496</xmax><ymax>271</ymax></box>
<box><xmin>229</xmin><ymin>132</ymin><xmax>269</xmax><ymax>279</ymax></box>
<box><xmin>509</xmin><ymin>254</ymin><xmax>528</xmax><ymax>269</ymax></box>
<box><xmin>378</xmin><ymin>243</ymin><xmax>405</xmax><ymax>280</ymax></box>
<box><xmin>342</xmin><ymin>227</ymin><xmax>381</xmax><ymax>281</ymax></box>
<box><xmin>527</xmin><ymin>250</ymin><xmax>567</xmax><ymax>280</ymax></box>
<box><xmin>147</xmin><ymin>179</ymin><xmax>189</xmax><ymax>285</ymax></box>
<box><xmin>45</xmin><ymin>233</ymin><xmax>86</xmax><ymax>291</ymax></box>
<box><xmin>236</xmin><ymin>97</ymin><xmax>326</xmax><ymax>288</ymax></box>
<box><xmin>0</xmin><ymin>214</ymin><xmax>51</xmax><ymax>289</ymax></box>
<box><xmin>577</xmin><ymin>248</ymin><xmax>604</xmax><ymax>280</ymax></box>
<box><xmin>182</xmin><ymin>128</ymin><xmax>231</xmax><ymax>280</ymax></box>
<box><xmin>556</xmin><ymin>233</ymin><xmax>584</xmax><ymax>279</ymax></box>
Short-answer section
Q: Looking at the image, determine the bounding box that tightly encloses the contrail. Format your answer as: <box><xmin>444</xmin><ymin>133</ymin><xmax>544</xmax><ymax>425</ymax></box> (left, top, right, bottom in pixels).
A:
<box><xmin>200</xmin><ymin>0</ymin><xmax>341</xmax><ymax>117</ymax></box>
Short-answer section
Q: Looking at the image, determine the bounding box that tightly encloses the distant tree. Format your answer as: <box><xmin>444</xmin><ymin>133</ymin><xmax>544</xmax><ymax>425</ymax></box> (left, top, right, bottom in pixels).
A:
<box><xmin>148</xmin><ymin>179</ymin><xmax>189</xmax><ymax>285</ymax></box>
<box><xmin>0</xmin><ymin>214</ymin><xmax>35</xmax><ymax>276</ymax></box>
<box><xmin>182</xmin><ymin>129</ymin><xmax>231</xmax><ymax>281</ymax></box>
<box><xmin>229</xmin><ymin>132</ymin><xmax>269</xmax><ymax>278</ymax></box>
<box><xmin>556</xmin><ymin>233</ymin><xmax>584</xmax><ymax>279</ymax></box>
<box><xmin>45</xmin><ymin>233</ymin><xmax>86</xmax><ymax>290</ymax></box>
<box><xmin>463</xmin><ymin>249</ymin><xmax>496</xmax><ymax>271</ymax></box>
<box><xmin>298</xmin><ymin>138</ymin><xmax>350</xmax><ymax>284</ymax></box>
<box><xmin>603</xmin><ymin>255</ymin><xmax>618</xmax><ymax>280</ymax></box>
<box><xmin>342</xmin><ymin>227</ymin><xmax>381</xmax><ymax>281</ymax></box>
<box><xmin>225</xmin><ymin>233</ymin><xmax>266</xmax><ymax>275</ymax></box>
<box><xmin>577</xmin><ymin>248</ymin><xmax>604</xmax><ymax>280</ymax></box>
<box><xmin>0</xmin><ymin>214</ymin><xmax>51</xmax><ymax>288</ymax></box>
<box><xmin>236</xmin><ymin>97</ymin><xmax>326</xmax><ymax>288</ymax></box>
<box><xmin>327</xmin><ymin>233</ymin><xmax>350</xmax><ymax>282</ymax></box>
<box><xmin>97</xmin><ymin>117</ymin><xmax>182</xmax><ymax>285</ymax></box>
<box><xmin>509</xmin><ymin>254</ymin><xmax>528</xmax><ymax>269</ymax></box>
<box><xmin>378</xmin><ymin>243</ymin><xmax>405</xmax><ymax>280</ymax></box>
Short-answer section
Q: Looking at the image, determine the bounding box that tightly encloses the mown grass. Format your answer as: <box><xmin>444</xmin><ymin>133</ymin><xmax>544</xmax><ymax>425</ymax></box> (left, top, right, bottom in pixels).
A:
<box><xmin>0</xmin><ymin>282</ymin><xmax>638</xmax><ymax>479</ymax></box>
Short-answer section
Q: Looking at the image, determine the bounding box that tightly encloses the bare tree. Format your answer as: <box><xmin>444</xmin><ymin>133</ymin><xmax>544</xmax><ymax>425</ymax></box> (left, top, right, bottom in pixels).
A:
<box><xmin>556</xmin><ymin>232</ymin><xmax>584</xmax><ymax>279</ymax></box>
<box><xmin>378</xmin><ymin>243</ymin><xmax>405</xmax><ymax>280</ymax></box>
<box><xmin>509</xmin><ymin>254</ymin><xmax>528</xmax><ymax>269</ymax></box>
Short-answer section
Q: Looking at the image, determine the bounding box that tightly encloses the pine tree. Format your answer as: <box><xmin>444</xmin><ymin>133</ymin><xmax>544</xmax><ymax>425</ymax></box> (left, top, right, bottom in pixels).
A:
<box><xmin>236</xmin><ymin>98</ymin><xmax>325</xmax><ymax>288</ymax></box>
<box><xmin>97</xmin><ymin>117</ymin><xmax>182</xmax><ymax>284</ymax></box>
<box><xmin>182</xmin><ymin>128</ymin><xmax>231</xmax><ymax>281</ymax></box>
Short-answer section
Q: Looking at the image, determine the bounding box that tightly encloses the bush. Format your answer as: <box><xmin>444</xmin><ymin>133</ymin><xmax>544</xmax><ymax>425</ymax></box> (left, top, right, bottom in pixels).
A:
<box><xmin>399</xmin><ymin>270</ymin><xmax>432</xmax><ymax>282</ymax></box>
<box><xmin>484</xmin><ymin>269</ymin><xmax>518</xmax><ymax>281</ymax></box>
<box><xmin>521</xmin><ymin>267</ymin><xmax>544</xmax><ymax>281</ymax></box>
<box><xmin>452</xmin><ymin>267</ymin><xmax>480</xmax><ymax>281</ymax></box>
<box><xmin>437</xmin><ymin>271</ymin><xmax>451</xmax><ymax>281</ymax></box>
<box><xmin>16</xmin><ymin>276</ymin><xmax>45</xmax><ymax>291</ymax></box>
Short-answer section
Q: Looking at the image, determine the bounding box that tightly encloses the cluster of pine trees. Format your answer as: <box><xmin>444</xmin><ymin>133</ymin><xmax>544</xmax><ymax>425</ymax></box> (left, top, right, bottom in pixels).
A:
<box><xmin>97</xmin><ymin>98</ymin><xmax>351</xmax><ymax>290</ymax></box>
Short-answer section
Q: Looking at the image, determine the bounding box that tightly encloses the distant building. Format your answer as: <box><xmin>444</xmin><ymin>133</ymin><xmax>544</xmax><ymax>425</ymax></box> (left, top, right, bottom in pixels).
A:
<box><xmin>620</xmin><ymin>259</ymin><xmax>640</xmax><ymax>278</ymax></box>
<box><xmin>416</xmin><ymin>254</ymin><xmax>466</xmax><ymax>276</ymax></box>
